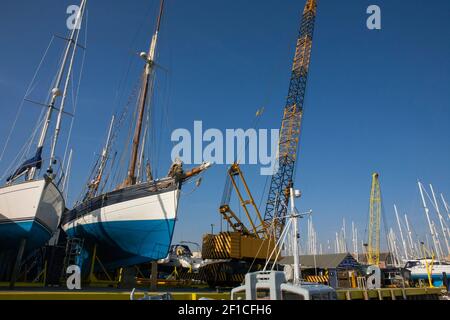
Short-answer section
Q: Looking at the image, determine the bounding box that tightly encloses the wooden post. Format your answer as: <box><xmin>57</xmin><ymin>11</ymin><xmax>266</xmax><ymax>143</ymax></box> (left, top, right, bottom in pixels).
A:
<box><xmin>390</xmin><ymin>289</ymin><xmax>396</xmax><ymax>300</ymax></box>
<box><xmin>363</xmin><ymin>290</ymin><xmax>369</xmax><ymax>300</ymax></box>
<box><xmin>9</xmin><ymin>238</ymin><xmax>27</xmax><ymax>290</ymax></box>
<box><xmin>345</xmin><ymin>290</ymin><xmax>351</xmax><ymax>300</ymax></box>
<box><xmin>88</xmin><ymin>244</ymin><xmax>97</xmax><ymax>284</ymax></box>
<box><xmin>150</xmin><ymin>262</ymin><xmax>158</xmax><ymax>291</ymax></box>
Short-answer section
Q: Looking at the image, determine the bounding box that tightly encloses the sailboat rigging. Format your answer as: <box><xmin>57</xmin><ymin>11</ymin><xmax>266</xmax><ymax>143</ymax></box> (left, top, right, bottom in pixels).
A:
<box><xmin>0</xmin><ymin>0</ymin><xmax>87</xmax><ymax>259</ymax></box>
<box><xmin>61</xmin><ymin>0</ymin><xmax>211</xmax><ymax>270</ymax></box>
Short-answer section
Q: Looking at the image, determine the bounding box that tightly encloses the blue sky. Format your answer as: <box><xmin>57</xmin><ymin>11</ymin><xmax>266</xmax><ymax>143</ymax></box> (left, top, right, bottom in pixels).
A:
<box><xmin>0</xmin><ymin>0</ymin><xmax>449</xmax><ymax>252</ymax></box>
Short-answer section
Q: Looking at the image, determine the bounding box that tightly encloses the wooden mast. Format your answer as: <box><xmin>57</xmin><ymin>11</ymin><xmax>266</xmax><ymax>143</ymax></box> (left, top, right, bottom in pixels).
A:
<box><xmin>124</xmin><ymin>0</ymin><xmax>164</xmax><ymax>186</ymax></box>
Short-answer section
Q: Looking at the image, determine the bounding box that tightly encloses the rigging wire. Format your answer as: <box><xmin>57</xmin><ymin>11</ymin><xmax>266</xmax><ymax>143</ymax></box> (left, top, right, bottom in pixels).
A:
<box><xmin>0</xmin><ymin>119</ymin><xmax>43</xmax><ymax>181</ymax></box>
<box><xmin>180</xmin><ymin>172</ymin><xmax>206</xmax><ymax>197</ymax></box>
<box><xmin>110</xmin><ymin>80</ymin><xmax>140</xmax><ymax>188</ymax></box>
<box><xmin>146</xmin><ymin>67</ymin><xmax>157</xmax><ymax>177</ymax></box>
<box><xmin>4</xmin><ymin>28</ymin><xmax>73</xmax><ymax>181</ymax></box>
<box><xmin>0</xmin><ymin>36</ymin><xmax>55</xmax><ymax>164</ymax></box>
<box><xmin>96</xmin><ymin>3</ymin><xmax>159</xmax><ymax>191</ymax></box>
<box><xmin>112</xmin><ymin>1</ymin><xmax>157</xmax><ymax>115</ymax></box>
<box><xmin>106</xmin><ymin>79</ymin><xmax>140</xmax><ymax>191</ymax></box>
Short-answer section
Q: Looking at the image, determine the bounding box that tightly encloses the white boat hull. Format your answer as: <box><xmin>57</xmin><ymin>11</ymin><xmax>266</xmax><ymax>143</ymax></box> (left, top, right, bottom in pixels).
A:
<box><xmin>62</xmin><ymin>188</ymin><xmax>179</xmax><ymax>229</ymax></box>
<box><xmin>61</xmin><ymin>180</ymin><xmax>180</xmax><ymax>269</ymax></box>
<box><xmin>410</xmin><ymin>265</ymin><xmax>450</xmax><ymax>280</ymax></box>
<box><xmin>0</xmin><ymin>178</ymin><xmax>65</xmax><ymax>251</ymax></box>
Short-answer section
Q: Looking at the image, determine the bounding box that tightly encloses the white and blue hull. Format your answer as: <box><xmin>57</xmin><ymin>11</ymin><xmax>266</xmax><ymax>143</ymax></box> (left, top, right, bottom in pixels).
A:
<box><xmin>0</xmin><ymin>178</ymin><xmax>65</xmax><ymax>253</ymax></box>
<box><xmin>61</xmin><ymin>179</ymin><xmax>180</xmax><ymax>269</ymax></box>
<box><xmin>410</xmin><ymin>266</ymin><xmax>450</xmax><ymax>281</ymax></box>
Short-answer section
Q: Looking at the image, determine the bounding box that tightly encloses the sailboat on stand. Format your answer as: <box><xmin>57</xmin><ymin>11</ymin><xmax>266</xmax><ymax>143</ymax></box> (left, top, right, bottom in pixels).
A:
<box><xmin>0</xmin><ymin>0</ymin><xmax>87</xmax><ymax>275</ymax></box>
<box><xmin>61</xmin><ymin>0</ymin><xmax>211</xmax><ymax>270</ymax></box>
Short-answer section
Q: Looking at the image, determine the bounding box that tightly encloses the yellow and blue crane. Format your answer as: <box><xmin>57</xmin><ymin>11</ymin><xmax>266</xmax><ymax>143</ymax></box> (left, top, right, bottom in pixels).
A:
<box><xmin>264</xmin><ymin>0</ymin><xmax>317</xmax><ymax>237</ymax></box>
<box><xmin>200</xmin><ymin>0</ymin><xmax>318</xmax><ymax>286</ymax></box>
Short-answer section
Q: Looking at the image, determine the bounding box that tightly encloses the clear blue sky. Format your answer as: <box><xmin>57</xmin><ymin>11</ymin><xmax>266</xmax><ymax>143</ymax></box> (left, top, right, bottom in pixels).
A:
<box><xmin>0</xmin><ymin>0</ymin><xmax>449</xmax><ymax>252</ymax></box>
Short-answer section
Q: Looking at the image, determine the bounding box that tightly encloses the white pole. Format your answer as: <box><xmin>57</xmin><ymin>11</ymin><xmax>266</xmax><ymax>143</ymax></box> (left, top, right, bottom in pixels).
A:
<box><xmin>307</xmin><ymin>217</ymin><xmax>311</xmax><ymax>255</ymax></box>
<box><xmin>389</xmin><ymin>228</ymin><xmax>400</xmax><ymax>267</ymax></box>
<box><xmin>62</xmin><ymin>149</ymin><xmax>73</xmax><ymax>199</ymax></box>
<box><xmin>29</xmin><ymin>0</ymin><xmax>87</xmax><ymax>180</ymax></box>
<box><xmin>387</xmin><ymin>229</ymin><xmax>393</xmax><ymax>266</ymax></box>
<box><xmin>441</xmin><ymin>194</ymin><xmax>450</xmax><ymax>219</ymax></box>
<box><xmin>418</xmin><ymin>181</ymin><xmax>441</xmax><ymax>260</ymax></box>
<box><xmin>314</xmin><ymin>228</ymin><xmax>317</xmax><ymax>255</ymax></box>
<box><xmin>393</xmin><ymin>230</ymin><xmax>401</xmax><ymax>267</ymax></box>
<box><xmin>290</xmin><ymin>188</ymin><xmax>300</xmax><ymax>285</ymax></box>
<box><xmin>96</xmin><ymin>116</ymin><xmax>115</xmax><ymax>182</ymax></box>
<box><xmin>335</xmin><ymin>232</ymin><xmax>339</xmax><ymax>253</ymax></box>
<box><xmin>48</xmin><ymin>0</ymin><xmax>87</xmax><ymax>175</ymax></box>
<box><xmin>432</xmin><ymin>222</ymin><xmax>445</xmax><ymax>259</ymax></box>
<box><xmin>388</xmin><ymin>229</ymin><xmax>394</xmax><ymax>267</ymax></box>
<box><xmin>444</xmin><ymin>195</ymin><xmax>450</xmax><ymax>240</ymax></box>
<box><xmin>394</xmin><ymin>204</ymin><xmax>408</xmax><ymax>260</ymax></box>
<box><xmin>430</xmin><ymin>184</ymin><xmax>450</xmax><ymax>256</ymax></box>
<box><xmin>343</xmin><ymin>218</ymin><xmax>347</xmax><ymax>252</ymax></box>
<box><xmin>391</xmin><ymin>228</ymin><xmax>400</xmax><ymax>268</ymax></box>
<box><xmin>404</xmin><ymin>214</ymin><xmax>416</xmax><ymax>258</ymax></box>
<box><xmin>352</xmin><ymin>222</ymin><xmax>355</xmax><ymax>257</ymax></box>
<box><xmin>425</xmin><ymin>234</ymin><xmax>430</xmax><ymax>254</ymax></box>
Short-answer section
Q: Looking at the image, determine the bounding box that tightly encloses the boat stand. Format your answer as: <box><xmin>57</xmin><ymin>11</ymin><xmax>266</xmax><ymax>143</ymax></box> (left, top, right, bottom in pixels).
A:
<box><xmin>85</xmin><ymin>244</ymin><xmax>123</xmax><ymax>288</ymax></box>
<box><xmin>9</xmin><ymin>238</ymin><xmax>27</xmax><ymax>290</ymax></box>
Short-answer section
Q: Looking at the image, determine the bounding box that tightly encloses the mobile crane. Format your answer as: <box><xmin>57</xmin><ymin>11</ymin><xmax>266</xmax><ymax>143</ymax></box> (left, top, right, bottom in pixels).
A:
<box><xmin>199</xmin><ymin>0</ymin><xmax>318</xmax><ymax>287</ymax></box>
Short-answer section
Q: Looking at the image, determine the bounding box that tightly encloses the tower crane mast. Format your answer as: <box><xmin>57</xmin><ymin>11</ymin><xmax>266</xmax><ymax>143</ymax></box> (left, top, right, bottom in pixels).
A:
<box><xmin>198</xmin><ymin>0</ymin><xmax>319</xmax><ymax>287</ymax></box>
<box><xmin>367</xmin><ymin>173</ymin><xmax>381</xmax><ymax>266</ymax></box>
<box><xmin>264</xmin><ymin>0</ymin><xmax>317</xmax><ymax>237</ymax></box>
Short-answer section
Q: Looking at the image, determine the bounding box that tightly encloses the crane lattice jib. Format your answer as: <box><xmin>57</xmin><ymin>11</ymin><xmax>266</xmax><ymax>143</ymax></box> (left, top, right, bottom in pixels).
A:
<box><xmin>368</xmin><ymin>173</ymin><xmax>381</xmax><ymax>266</ymax></box>
<box><xmin>263</xmin><ymin>0</ymin><xmax>317</xmax><ymax>238</ymax></box>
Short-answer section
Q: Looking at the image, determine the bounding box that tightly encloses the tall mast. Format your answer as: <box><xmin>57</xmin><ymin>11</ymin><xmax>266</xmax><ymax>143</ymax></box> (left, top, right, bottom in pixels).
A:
<box><xmin>100</xmin><ymin>116</ymin><xmax>115</xmax><ymax>181</ymax></box>
<box><xmin>394</xmin><ymin>204</ymin><xmax>409</xmax><ymax>260</ymax></box>
<box><xmin>430</xmin><ymin>184</ymin><xmax>450</xmax><ymax>256</ymax></box>
<box><xmin>125</xmin><ymin>0</ymin><xmax>164</xmax><ymax>186</ymax></box>
<box><xmin>84</xmin><ymin>115</ymin><xmax>115</xmax><ymax>200</ymax></box>
<box><xmin>342</xmin><ymin>218</ymin><xmax>347</xmax><ymax>252</ymax></box>
<box><xmin>418</xmin><ymin>181</ymin><xmax>442</xmax><ymax>260</ymax></box>
<box><xmin>48</xmin><ymin>0</ymin><xmax>87</xmax><ymax>176</ymax></box>
<box><xmin>352</xmin><ymin>221</ymin><xmax>358</xmax><ymax>261</ymax></box>
<box><xmin>62</xmin><ymin>149</ymin><xmax>73</xmax><ymax>198</ymax></box>
<box><xmin>441</xmin><ymin>194</ymin><xmax>450</xmax><ymax>219</ymax></box>
<box><xmin>404</xmin><ymin>214</ymin><xmax>415</xmax><ymax>258</ymax></box>
<box><xmin>29</xmin><ymin>0</ymin><xmax>87</xmax><ymax>181</ymax></box>
<box><xmin>335</xmin><ymin>232</ymin><xmax>340</xmax><ymax>253</ymax></box>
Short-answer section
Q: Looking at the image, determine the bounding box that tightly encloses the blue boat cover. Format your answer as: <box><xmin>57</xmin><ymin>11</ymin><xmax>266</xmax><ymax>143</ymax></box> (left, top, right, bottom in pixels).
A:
<box><xmin>7</xmin><ymin>147</ymin><xmax>43</xmax><ymax>182</ymax></box>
